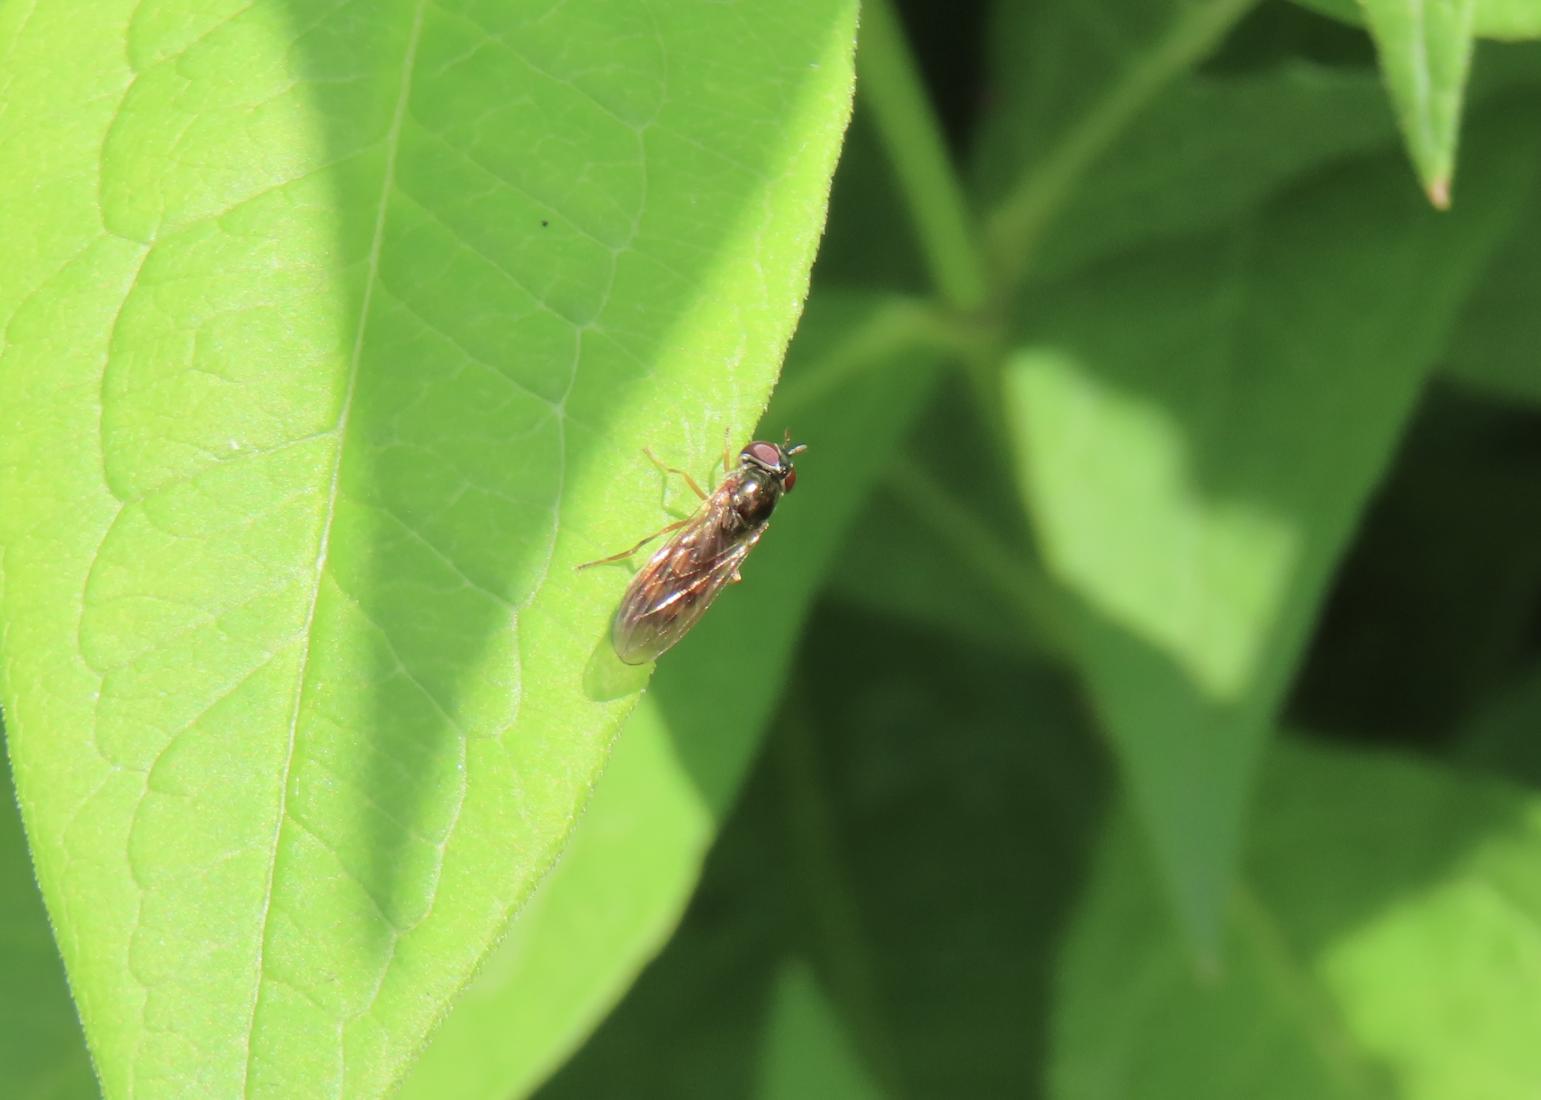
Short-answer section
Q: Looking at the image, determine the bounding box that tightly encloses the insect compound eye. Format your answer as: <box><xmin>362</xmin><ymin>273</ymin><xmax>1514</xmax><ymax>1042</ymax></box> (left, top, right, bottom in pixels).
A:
<box><xmin>782</xmin><ymin>465</ymin><xmax>797</xmax><ymax>493</ymax></box>
<box><xmin>741</xmin><ymin>440</ymin><xmax>783</xmax><ymax>471</ymax></box>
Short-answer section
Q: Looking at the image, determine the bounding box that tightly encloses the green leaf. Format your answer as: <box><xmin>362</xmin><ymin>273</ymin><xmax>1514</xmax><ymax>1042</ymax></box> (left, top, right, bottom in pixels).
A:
<box><xmin>538</xmin><ymin>740</ymin><xmax>796</xmax><ymax>1100</ymax></box>
<box><xmin>828</xmin><ymin>488</ymin><xmax>1040</xmax><ymax>660</ymax></box>
<box><xmin>1</xmin><ymin>730</ymin><xmax>96</xmax><ymax>1099</ymax></box>
<box><xmin>755</xmin><ymin>962</ymin><xmax>882</xmax><ymax>1100</ymax></box>
<box><xmin>550</xmin><ymin>606</ymin><xmax>1110</xmax><ymax>1097</ymax></box>
<box><xmin>1026</xmin><ymin>62</ymin><xmax>1396</xmax><ymax>280</ymax></box>
<box><xmin>1471</xmin><ymin>0</ymin><xmax>1541</xmax><ymax>36</ymax></box>
<box><xmin>0</xmin><ymin>1</ymin><xmax>857</xmax><ymax>1094</ymax></box>
<box><xmin>397</xmin><ymin>291</ymin><xmax>948</xmax><ymax>1099</ymax></box>
<box><xmin>1287</xmin><ymin>388</ymin><xmax>1541</xmax><ymax>739</ymax></box>
<box><xmin>984</xmin><ymin>5</ymin><xmax>1541</xmax><ymax>280</ymax></box>
<box><xmin>1356</xmin><ymin>0</ymin><xmax>1477</xmax><ymax>206</ymax></box>
<box><xmin>975</xmin><ymin>0</ymin><xmax>1260</xmax><ymax>277</ymax></box>
<box><xmin>1002</xmin><ymin>125</ymin><xmax>1536</xmax><ymax>956</ymax></box>
<box><xmin>1296</xmin><ymin>0</ymin><xmax>1541</xmax><ymax>40</ymax></box>
<box><xmin>824</xmin><ymin>381</ymin><xmax>1059</xmax><ymax>660</ymax></box>
<box><xmin>1444</xmin><ymin>188</ymin><xmax>1541</xmax><ymax>405</ymax></box>
<box><xmin>855</xmin><ymin>0</ymin><xmax>988</xmax><ymax>311</ymax></box>
<box><xmin>1457</xmin><ymin>662</ymin><xmax>1541</xmax><ymax>786</ymax></box>
<box><xmin>1052</xmin><ymin>737</ymin><xmax>1541</xmax><ymax>1099</ymax></box>
<box><xmin>395</xmin><ymin>697</ymin><xmax>710</xmax><ymax>1100</ymax></box>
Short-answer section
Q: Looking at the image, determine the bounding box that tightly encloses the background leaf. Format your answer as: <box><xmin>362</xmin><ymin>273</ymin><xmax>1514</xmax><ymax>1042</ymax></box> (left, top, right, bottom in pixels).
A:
<box><xmin>1294</xmin><ymin>0</ymin><xmax>1541</xmax><ymax>40</ymax></box>
<box><xmin>1019</xmin><ymin>60</ymin><xmax>1395</xmax><ymax>281</ymax></box>
<box><xmin>0</xmin><ymin>727</ymin><xmax>96</xmax><ymax>1098</ymax></box>
<box><xmin>544</xmin><ymin>607</ymin><xmax>1110</xmax><ymax>1098</ymax></box>
<box><xmin>1444</xmin><ymin>186</ymin><xmax>1541</xmax><ymax>406</ymax></box>
<box><xmin>1357</xmin><ymin>0</ymin><xmax>1477</xmax><ymax>206</ymax></box>
<box><xmin>1287</xmin><ymin>386</ymin><xmax>1541</xmax><ymax>742</ymax></box>
<box><xmin>0</xmin><ymin>1</ymin><xmax>857</xmax><ymax>1094</ymax></box>
<box><xmin>755</xmin><ymin>961</ymin><xmax>882</xmax><ymax>1100</ymax></box>
<box><xmin>1457</xmin><ymin>662</ymin><xmax>1541</xmax><ymax>785</ymax></box>
<box><xmin>1052</xmin><ymin>737</ymin><xmax>1541</xmax><ymax>1100</ymax></box>
<box><xmin>975</xmin><ymin>0</ymin><xmax>1260</xmax><ymax>275</ymax></box>
<box><xmin>1002</xmin><ymin>120</ymin><xmax>1538</xmax><ymax>955</ymax></box>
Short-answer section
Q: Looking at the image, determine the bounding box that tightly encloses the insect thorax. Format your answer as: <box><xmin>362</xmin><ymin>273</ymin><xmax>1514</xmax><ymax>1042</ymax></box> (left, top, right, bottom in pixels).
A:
<box><xmin>729</xmin><ymin>468</ymin><xmax>781</xmax><ymax>526</ymax></box>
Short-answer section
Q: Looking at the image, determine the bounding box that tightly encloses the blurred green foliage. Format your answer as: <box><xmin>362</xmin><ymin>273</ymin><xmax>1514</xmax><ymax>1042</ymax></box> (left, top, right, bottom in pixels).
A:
<box><xmin>546</xmin><ymin>1</ymin><xmax>1541</xmax><ymax>1096</ymax></box>
<box><xmin>4</xmin><ymin>0</ymin><xmax>1541</xmax><ymax>1096</ymax></box>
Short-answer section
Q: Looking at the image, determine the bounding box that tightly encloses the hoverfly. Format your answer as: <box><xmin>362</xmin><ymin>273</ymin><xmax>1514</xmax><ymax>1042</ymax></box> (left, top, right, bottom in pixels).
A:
<box><xmin>577</xmin><ymin>436</ymin><xmax>806</xmax><ymax>665</ymax></box>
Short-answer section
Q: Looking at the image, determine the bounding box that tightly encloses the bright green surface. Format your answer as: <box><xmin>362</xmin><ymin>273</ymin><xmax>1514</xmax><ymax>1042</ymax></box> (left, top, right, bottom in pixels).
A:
<box><xmin>1296</xmin><ymin>0</ymin><xmax>1541</xmax><ymax>40</ymax></box>
<box><xmin>1294</xmin><ymin>0</ymin><xmax>1541</xmax><ymax>202</ymax></box>
<box><xmin>1358</xmin><ymin>0</ymin><xmax>1477</xmax><ymax>205</ymax></box>
<box><xmin>0</xmin><ymin>1</ymin><xmax>857</xmax><ymax>1094</ymax></box>
<box><xmin>1053</xmin><ymin>738</ymin><xmax>1541</xmax><ymax>1099</ymax></box>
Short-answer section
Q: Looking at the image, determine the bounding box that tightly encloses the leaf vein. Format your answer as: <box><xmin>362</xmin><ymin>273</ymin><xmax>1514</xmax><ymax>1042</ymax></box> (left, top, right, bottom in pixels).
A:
<box><xmin>237</xmin><ymin>1</ymin><xmax>429</xmax><ymax>1087</ymax></box>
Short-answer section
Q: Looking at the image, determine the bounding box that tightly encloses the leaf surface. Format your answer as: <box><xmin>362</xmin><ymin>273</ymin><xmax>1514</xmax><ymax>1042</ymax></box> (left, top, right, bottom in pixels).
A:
<box><xmin>1444</xmin><ymin>187</ymin><xmax>1541</xmax><ymax>405</ymax></box>
<box><xmin>974</xmin><ymin>0</ymin><xmax>1260</xmax><ymax>272</ymax></box>
<box><xmin>1052</xmin><ymin>738</ymin><xmax>1541</xmax><ymax>1100</ymax></box>
<box><xmin>1358</xmin><ymin>0</ymin><xmax>1477</xmax><ymax>205</ymax></box>
<box><xmin>755</xmin><ymin>961</ymin><xmax>883</xmax><ymax>1100</ymax></box>
<box><xmin>396</xmin><ymin>291</ymin><xmax>947</xmax><ymax>1098</ymax></box>
<box><xmin>1295</xmin><ymin>0</ymin><xmax>1541</xmax><ymax>40</ymax></box>
<box><xmin>1002</xmin><ymin>127</ymin><xmax>1535</xmax><ymax>955</ymax></box>
<box><xmin>0</xmin><ymin>1</ymin><xmax>857</xmax><ymax>1093</ymax></box>
<box><xmin>546</xmin><ymin>605</ymin><xmax>1110</xmax><ymax>1097</ymax></box>
<box><xmin>1024</xmin><ymin>63</ymin><xmax>1395</xmax><ymax>280</ymax></box>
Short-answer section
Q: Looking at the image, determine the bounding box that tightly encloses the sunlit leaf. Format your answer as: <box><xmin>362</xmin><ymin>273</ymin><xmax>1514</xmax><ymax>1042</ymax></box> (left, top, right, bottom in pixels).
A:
<box><xmin>0</xmin><ymin>1</ymin><xmax>857</xmax><ymax>1093</ymax></box>
<box><xmin>1295</xmin><ymin>0</ymin><xmax>1541</xmax><ymax>41</ymax></box>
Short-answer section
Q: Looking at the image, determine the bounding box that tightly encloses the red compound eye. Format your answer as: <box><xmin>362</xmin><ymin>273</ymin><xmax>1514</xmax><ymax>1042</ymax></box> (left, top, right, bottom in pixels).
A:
<box><xmin>783</xmin><ymin>466</ymin><xmax>797</xmax><ymax>492</ymax></box>
<box><xmin>743</xmin><ymin>441</ymin><xmax>782</xmax><ymax>468</ymax></box>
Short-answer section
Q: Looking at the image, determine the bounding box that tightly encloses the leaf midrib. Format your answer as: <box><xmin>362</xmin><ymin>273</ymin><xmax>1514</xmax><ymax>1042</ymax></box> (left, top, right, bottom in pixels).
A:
<box><xmin>236</xmin><ymin>2</ymin><xmax>429</xmax><ymax>1090</ymax></box>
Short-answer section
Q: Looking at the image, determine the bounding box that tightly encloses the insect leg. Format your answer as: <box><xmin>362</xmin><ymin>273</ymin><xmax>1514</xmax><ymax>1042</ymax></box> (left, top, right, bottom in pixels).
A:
<box><xmin>722</xmin><ymin>428</ymin><xmax>732</xmax><ymax>474</ymax></box>
<box><xmin>643</xmin><ymin>447</ymin><xmax>707</xmax><ymax>501</ymax></box>
<box><xmin>575</xmin><ymin>519</ymin><xmax>688</xmax><ymax>570</ymax></box>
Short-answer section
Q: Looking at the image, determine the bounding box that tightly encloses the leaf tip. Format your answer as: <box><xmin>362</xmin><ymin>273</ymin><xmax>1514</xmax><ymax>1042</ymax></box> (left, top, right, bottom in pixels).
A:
<box><xmin>1426</xmin><ymin>176</ymin><xmax>1452</xmax><ymax>211</ymax></box>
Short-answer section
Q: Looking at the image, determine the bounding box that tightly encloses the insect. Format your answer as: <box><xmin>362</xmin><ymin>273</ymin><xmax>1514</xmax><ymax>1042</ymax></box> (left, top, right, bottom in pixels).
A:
<box><xmin>577</xmin><ymin>435</ymin><xmax>806</xmax><ymax>665</ymax></box>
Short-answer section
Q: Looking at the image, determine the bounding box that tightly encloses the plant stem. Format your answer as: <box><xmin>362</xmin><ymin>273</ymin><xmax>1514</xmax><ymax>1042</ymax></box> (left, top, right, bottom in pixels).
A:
<box><xmin>886</xmin><ymin>454</ymin><xmax>1074</xmax><ymax>662</ymax></box>
<box><xmin>985</xmin><ymin>0</ymin><xmax>1258</xmax><ymax>288</ymax></box>
<box><xmin>857</xmin><ymin>0</ymin><xmax>990</xmax><ymax>314</ymax></box>
<box><xmin>773</xmin><ymin>295</ymin><xmax>971</xmax><ymax>417</ymax></box>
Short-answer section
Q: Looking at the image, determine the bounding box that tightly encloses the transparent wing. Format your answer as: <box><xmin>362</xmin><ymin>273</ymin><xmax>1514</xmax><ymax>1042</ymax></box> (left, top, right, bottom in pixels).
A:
<box><xmin>610</xmin><ymin>519</ymin><xmax>762</xmax><ymax>665</ymax></box>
